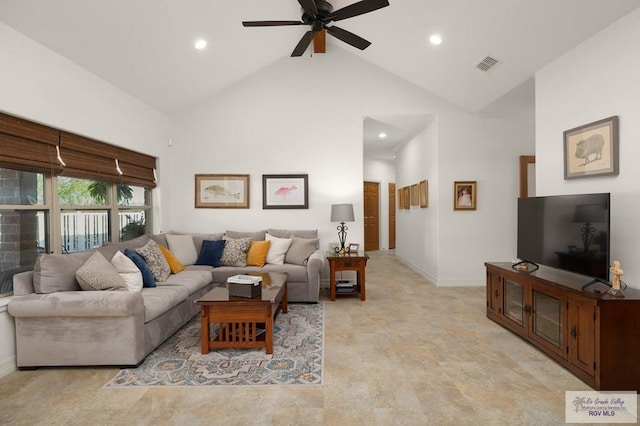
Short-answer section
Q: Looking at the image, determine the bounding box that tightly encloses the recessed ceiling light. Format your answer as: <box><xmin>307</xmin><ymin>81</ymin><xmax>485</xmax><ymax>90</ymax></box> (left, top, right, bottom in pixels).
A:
<box><xmin>429</xmin><ymin>34</ymin><xmax>442</xmax><ymax>45</ymax></box>
<box><xmin>194</xmin><ymin>39</ymin><xmax>207</xmax><ymax>50</ymax></box>
<box><xmin>378</xmin><ymin>132</ymin><xmax>387</xmax><ymax>139</ymax></box>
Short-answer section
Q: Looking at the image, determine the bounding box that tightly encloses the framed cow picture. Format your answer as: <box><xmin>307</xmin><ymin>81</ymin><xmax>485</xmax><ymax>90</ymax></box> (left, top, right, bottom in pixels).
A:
<box><xmin>564</xmin><ymin>116</ymin><xmax>619</xmax><ymax>179</ymax></box>
<box><xmin>262</xmin><ymin>174</ymin><xmax>309</xmax><ymax>209</ymax></box>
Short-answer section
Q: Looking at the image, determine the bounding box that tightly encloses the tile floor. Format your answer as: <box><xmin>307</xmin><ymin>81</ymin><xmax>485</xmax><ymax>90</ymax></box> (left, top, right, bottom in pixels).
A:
<box><xmin>0</xmin><ymin>251</ymin><xmax>609</xmax><ymax>425</ymax></box>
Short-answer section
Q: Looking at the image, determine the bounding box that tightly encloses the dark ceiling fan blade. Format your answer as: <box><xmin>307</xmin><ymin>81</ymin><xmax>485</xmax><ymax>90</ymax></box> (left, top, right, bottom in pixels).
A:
<box><xmin>242</xmin><ymin>20</ymin><xmax>305</xmax><ymax>27</ymax></box>
<box><xmin>291</xmin><ymin>30</ymin><xmax>316</xmax><ymax>57</ymax></box>
<box><xmin>298</xmin><ymin>0</ymin><xmax>318</xmax><ymax>17</ymax></box>
<box><xmin>329</xmin><ymin>0</ymin><xmax>390</xmax><ymax>22</ymax></box>
<box><xmin>326</xmin><ymin>26</ymin><xmax>371</xmax><ymax>50</ymax></box>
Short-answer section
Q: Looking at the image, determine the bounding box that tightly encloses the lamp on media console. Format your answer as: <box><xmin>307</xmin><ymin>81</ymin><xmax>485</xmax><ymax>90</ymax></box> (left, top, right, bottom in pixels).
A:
<box><xmin>572</xmin><ymin>204</ymin><xmax>606</xmax><ymax>256</ymax></box>
<box><xmin>330</xmin><ymin>203</ymin><xmax>354</xmax><ymax>255</ymax></box>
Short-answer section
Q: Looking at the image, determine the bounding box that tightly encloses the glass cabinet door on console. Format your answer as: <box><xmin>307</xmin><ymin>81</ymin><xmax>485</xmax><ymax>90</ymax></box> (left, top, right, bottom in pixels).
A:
<box><xmin>530</xmin><ymin>284</ymin><xmax>567</xmax><ymax>360</ymax></box>
<box><xmin>500</xmin><ymin>277</ymin><xmax>527</xmax><ymax>338</ymax></box>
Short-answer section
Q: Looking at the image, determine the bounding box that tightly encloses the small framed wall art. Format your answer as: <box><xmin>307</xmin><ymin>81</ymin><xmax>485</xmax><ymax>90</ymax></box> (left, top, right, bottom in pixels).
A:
<box><xmin>195</xmin><ymin>174</ymin><xmax>250</xmax><ymax>208</ymax></box>
<box><xmin>564</xmin><ymin>116</ymin><xmax>619</xmax><ymax>179</ymax></box>
<box><xmin>402</xmin><ymin>186</ymin><xmax>410</xmax><ymax>209</ymax></box>
<box><xmin>419</xmin><ymin>180</ymin><xmax>428</xmax><ymax>208</ymax></box>
<box><xmin>410</xmin><ymin>184</ymin><xmax>419</xmax><ymax>206</ymax></box>
<box><xmin>454</xmin><ymin>181</ymin><xmax>476</xmax><ymax>211</ymax></box>
<box><xmin>262</xmin><ymin>174</ymin><xmax>309</xmax><ymax>209</ymax></box>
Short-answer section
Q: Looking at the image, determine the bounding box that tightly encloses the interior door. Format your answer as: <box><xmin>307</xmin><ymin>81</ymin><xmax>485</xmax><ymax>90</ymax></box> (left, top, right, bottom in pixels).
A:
<box><xmin>519</xmin><ymin>155</ymin><xmax>536</xmax><ymax>197</ymax></box>
<box><xmin>388</xmin><ymin>183</ymin><xmax>396</xmax><ymax>249</ymax></box>
<box><xmin>363</xmin><ymin>181</ymin><xmax>379</xmax><ymax>251</ymax></box>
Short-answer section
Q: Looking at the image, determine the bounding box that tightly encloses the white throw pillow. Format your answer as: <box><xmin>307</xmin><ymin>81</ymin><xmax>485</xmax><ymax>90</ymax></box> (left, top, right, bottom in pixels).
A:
<box><xmin>166</xmin><ymin>234</ymin><xmax>198</xmax><ymax>265</ymax></box>
<box><xmin>111</xmin><ymin>251</ymin><xmax>143</xmax><ymax>292</ymax></box>
<box><xmin>265</xmin><ymin>233</ymin><xmax>292</xmax><ymax>265</ymax></box>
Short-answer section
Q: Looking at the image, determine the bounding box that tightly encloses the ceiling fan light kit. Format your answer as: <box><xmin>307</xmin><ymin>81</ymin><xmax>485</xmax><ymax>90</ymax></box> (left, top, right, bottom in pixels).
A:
<box><xmin>242</xmin><ymin>0</ymin><xmax>390</xmax><ymax>57</ymax></box>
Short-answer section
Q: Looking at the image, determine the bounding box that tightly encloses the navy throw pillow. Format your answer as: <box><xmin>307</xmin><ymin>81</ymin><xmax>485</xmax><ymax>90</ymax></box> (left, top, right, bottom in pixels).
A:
<box><xmin>124</xmin><ymin>248</ymin><xmax>156</xmax><ymax>288</ymax></box>
<box><xmin>195</xmin><ymin>239</ymin><xmax>226</xmax><ymax>267</ymax></box>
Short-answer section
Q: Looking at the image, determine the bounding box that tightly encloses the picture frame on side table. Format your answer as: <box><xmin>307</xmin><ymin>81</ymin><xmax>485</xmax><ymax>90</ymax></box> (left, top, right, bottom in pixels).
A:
<box><xmin>195</xmin><ymin>174</ymin><xmax>249</xmax><ymax>208</ymax></box>
<box><xmin>454</xmin><ymin>181</ymin><xmax>476</xmax><ymax>211</ymax></box>
<box><xmin>419</xmin><ymin>180</ymin><xmax>428</xmax><ymax>208</ymax></box>
<box><xmin>262</xmin><ymin>174</ymin><xmax>309</xmax><ymax>209</ymax></box>
<box><xmin>348</xmin><ymin>243</ymin><xmax>360</xmax><ymax>253</ymax></box>
<box><xmin>564</xmin><ymin>116</ymin><xmax>619</xmax><ymax>179</ymax></box>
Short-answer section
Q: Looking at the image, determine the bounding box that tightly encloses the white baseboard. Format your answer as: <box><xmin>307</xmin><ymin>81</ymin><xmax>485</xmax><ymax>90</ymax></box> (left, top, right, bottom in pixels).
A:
<box><xmin>0</xmin><ymin>355</ymin><xmax>17</xmax><ymax>379</ymax></box>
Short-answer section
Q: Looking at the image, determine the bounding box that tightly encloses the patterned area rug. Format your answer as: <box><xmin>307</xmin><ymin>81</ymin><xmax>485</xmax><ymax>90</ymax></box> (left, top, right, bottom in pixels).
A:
<box><xmin>105</xmin><ymin>303</ymin><xmax>323</xmax><ymax>387</ymax></box>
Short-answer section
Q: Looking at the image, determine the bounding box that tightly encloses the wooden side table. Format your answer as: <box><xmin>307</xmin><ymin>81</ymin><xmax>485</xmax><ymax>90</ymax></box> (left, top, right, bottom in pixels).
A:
<box><xmin>327</xmin><ymin>252</ymin><xmax>369</xmax><ymax>301</ymax></box>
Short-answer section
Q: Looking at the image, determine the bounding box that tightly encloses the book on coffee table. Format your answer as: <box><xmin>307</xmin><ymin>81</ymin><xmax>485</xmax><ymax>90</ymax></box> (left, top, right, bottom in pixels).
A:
<box><xmin>227</xmin><ymin>275</ymin><xmax>262</xmax><ymax>285</ymax></box>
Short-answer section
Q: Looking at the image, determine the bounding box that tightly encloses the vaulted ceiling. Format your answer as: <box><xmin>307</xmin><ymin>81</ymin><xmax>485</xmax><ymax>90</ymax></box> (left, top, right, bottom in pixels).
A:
<box><xmin>1</xmin><ymin>1</ymin><xmax>639</xmax><ymax>159</ymax></box>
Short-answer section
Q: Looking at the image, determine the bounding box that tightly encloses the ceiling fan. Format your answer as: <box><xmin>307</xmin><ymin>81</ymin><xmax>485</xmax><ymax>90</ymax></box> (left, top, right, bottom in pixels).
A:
<box><xmin>242</xmin><ymin>0</ymin><xmax>390</xmax><ymax>57</ymax></box>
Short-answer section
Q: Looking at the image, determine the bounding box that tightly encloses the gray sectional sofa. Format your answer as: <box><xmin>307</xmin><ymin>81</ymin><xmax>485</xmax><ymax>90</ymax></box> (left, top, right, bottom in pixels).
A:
<box><xmin>7</xmin><ymin>229</ymin><xmax>323</xmax><ymax>368</ymax></box>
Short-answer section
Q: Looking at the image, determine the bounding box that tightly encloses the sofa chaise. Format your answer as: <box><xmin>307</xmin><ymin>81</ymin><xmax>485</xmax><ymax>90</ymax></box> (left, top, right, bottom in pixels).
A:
<box><xmin>7</xmin><ymin>229</ymin><xmax>323</xmax><ymax>368</ymax></box>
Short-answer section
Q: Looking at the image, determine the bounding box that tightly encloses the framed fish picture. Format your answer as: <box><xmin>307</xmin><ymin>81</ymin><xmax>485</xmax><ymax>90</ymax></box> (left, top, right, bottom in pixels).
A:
<box><xmin>195</xmin><ymin>174</ymin><xmax>250</xmax><ymax>208</ymax></box>
<box><xmin>262</xmin><ymin>174</ymin><xmax>308</xmax><ymax>209</ymax></box>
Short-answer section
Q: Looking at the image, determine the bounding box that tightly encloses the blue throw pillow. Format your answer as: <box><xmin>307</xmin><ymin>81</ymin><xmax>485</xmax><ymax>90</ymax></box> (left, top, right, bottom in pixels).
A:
<box><xmin>124</xmin><ymin>248</ymin><xmax>156</xmax><ymax>288</ymax></box>
<box><xmin>195</xmin><ymin>240</ymin><xmax>225</xmax><ymax>267</ymax></box>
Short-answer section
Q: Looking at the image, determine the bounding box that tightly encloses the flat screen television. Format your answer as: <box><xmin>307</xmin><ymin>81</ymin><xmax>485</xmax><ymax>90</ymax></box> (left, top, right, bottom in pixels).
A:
<box><xmin>517</xmin><ymin>193</ymin><xmax>610</xmax><ymax>280</ymax></box>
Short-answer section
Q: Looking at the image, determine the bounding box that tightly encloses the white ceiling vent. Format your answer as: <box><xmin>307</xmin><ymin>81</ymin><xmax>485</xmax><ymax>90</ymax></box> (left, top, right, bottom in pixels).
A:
<box><xmin>476</xmin><ymin>55</ymin><xmax>499</xmax><ymax>72</ymax></box>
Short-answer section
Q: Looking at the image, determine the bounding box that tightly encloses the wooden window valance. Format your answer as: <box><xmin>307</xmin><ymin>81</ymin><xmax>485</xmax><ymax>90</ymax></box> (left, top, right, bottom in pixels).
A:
<box><xmin>0</xmin><ymin>111</ymin><xmax>157</xmax><ymax>188</ymax></box>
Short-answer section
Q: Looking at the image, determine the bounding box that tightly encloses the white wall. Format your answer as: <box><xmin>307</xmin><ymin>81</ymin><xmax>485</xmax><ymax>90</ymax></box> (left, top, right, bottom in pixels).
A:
<box><xmin>394</xmin><ymin>111</ymin><xmax>535</xmax><ymax>285</ymax></box>
<box><xmin>168</xmin><ymin>48</ymin><xmax>461</xmax><ymax>255</ymax></box>
<box><xmin>395</xmin><ymin>122</ymin><xmax>440</xmax><ymax>281</ymax></box>
<box><xmin>167</xmin><ymin>44</ymin><xmax>534</xmax><ymax>288</ymax></box>
<box><xmin>0</xmin><ymin>22</ymin><xmax>170</xmax><ymax>378</ymax></box>
<box><xmin>536</xmin><ymin>9</ymin><xmax>640</xmax><ymax>288</ymax></box>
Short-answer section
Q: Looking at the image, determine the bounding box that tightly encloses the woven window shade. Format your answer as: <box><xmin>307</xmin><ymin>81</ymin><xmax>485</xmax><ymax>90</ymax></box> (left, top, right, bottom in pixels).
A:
<box><xmin>0</xmin><ymin>112</ymin><xmax>157</xmax><ymax>188</ymax></box>
<box><xmin>0</xmin><ymin>112</ymin><xmax>63</xmax><ymax>174</ymax></box>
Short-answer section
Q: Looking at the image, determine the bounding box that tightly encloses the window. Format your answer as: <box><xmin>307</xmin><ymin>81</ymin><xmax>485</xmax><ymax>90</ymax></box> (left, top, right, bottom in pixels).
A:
<box><xmin>0</xmin><ymin>168</ymin><xmax>49</xmax><ymax>297</ymax></box>
<box><xmin>0</xmin><ymin>111</ymin><xmax>157</xmax><ymax>297</ymax></box>
<box><xmin>56</xmin><ymin>177</ymin><xmax>152</xmax><ymax>253</ymax></box>
<box><xmin>0</xmin><ymin>169</ymin><xmax>153</xmax><ymax>297</ymax></box>
<box><xmin>118</xmin><ymin>185</ymin><xmax>151</xmax><ymax>242</ymax></box>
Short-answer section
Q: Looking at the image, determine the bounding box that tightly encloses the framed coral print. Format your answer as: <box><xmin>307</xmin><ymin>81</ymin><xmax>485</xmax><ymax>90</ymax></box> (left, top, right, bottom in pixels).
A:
<box><xmin>398</xmin><ymin>188</ymin><xmax>404</xmax><ymax>210</ymax></box>
<box><xmin>454</xmin><ymin>181</ymin><xmax>476</xmax><ymax>211</ymax></box>
<box><xmin>262</xmin><ymin>174</ymin><xmax>308</xmax><ymax>209</ymax></box>
<box><xmin>419</xmin><ymin>180</ymin><xmax>428</xmax><ymax>208</ymax></box>
<box><xmin>564</xmin><ymin>116</ymin><xmax>619</xmax><ymax>179</ymax></box>
<box><xmin>195</xmin><ymin>174</ymin><xmax>250</xmax><ymax>208</ymax></box>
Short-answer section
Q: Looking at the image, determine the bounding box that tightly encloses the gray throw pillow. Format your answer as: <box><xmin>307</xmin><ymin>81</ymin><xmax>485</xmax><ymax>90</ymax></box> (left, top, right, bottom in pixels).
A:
<box><xmin>165</xmin><ymin>234</ymin><xmax>198</xmax><ymax>265</ymax></box>
<box><xmin>225</xmin><ymin>230</ymin><xmax>267</xmax><ymax>241</ymax></box>
<box><xmin>285</xmin><ymin>237</ymin><xmax>319</xmax><ymax>266</ymax></box>
<box><xmin>268</xmin><ymin>229</ymin><xmax>318</xmax><ymax>239</ymax></box>
<box><xmin>220</xmin><ymin>237</ymin><xmax>251</xmax><ymax>267</ymax></box>
<box><xmin>135</xmin><ymin>239</ymin><xmax>171</xmax><ymax>282</ymax></box>
<box><xmin>76</xmin><ymin>252</ymin><xmax>127</xmax><ymax>291</ymax></box>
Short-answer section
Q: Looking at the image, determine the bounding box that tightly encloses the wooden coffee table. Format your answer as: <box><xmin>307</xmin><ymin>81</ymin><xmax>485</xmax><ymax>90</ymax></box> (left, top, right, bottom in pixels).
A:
<box><xmin>195</xmin><ymin>272</ymin><xmax>288</xmax><ymax>355</ymax></box>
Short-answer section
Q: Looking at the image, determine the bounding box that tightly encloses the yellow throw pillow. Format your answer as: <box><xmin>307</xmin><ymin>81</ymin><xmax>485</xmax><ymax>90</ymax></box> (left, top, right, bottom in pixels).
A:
<box><xmin>246</xmin><ymin>240</ymin><xmax>271</xmax><ymax>267</ymax></box>
<box><xmin>159</xmin><ymin>245</ymin><xmax>185</xmax><ymax>274</ymax></box>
